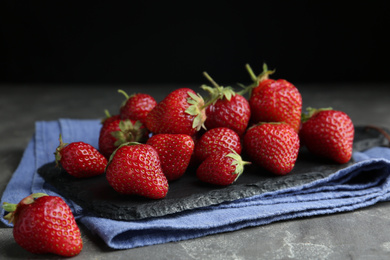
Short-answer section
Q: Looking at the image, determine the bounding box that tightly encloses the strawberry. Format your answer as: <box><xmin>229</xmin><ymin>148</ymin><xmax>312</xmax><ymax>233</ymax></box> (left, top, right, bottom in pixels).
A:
<box><xmin>245</xmin><ymin>63</ymin><xmax>302</xmax><ymax>133</ymax></box>
<box><xmin>196</xmin><ymin>149</ymin><xmax>250</xmax><ymax>185</ymax></box>
<box><xmin>2</xmin><ymin>193</ymin><xmax>82</xmax><ymax>257</ymax></box>
<box><xmin>300</xmin><ymin>107</ymin><xmax>354</xmax><ymax>164</ymax></box>
<box><xmin>98</xmin><ymin>116</ymin><xmax>148</xmax><ymax>159</ymax></box>
<box><xmin>55</xmin><ymin>135</ymin><xmax>107</xmax><ymax>178</ymax></box>
<box><xmin>144</xmin><ymin>88</ymin><xmax>206</xmax><ymax>136</ymax></box>
<box><xmin>194</xmin><ymin>127</ymin><xmax>242</xmax><ymax>163</ymax></box>
<box><xmin>105</xmin><ymin>142</ymin><xmax>168</xmax><ymax>199</ymax></box>
<box><xmin>201</xmin><ymin>72</ymin><xmax>251</xmax><ymax>136</ymax></box>
<box><xmin>146</xmin><ymin>133</ymin><xmax>194</xmax><ymax>181</ymax></box>
<box><xmin>243</xmin><ymin>123</ymin><xmax>300</xmax><ymax>175</ymax></box>
<box><xmin>118</xmin><ymin>89</ymin><xmax>157</xmax><ymax>124</ymax></box>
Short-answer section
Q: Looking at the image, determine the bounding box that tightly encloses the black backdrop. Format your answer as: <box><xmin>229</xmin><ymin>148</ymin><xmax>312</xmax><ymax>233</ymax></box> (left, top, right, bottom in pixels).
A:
<box><xmin>1</xmin><ymin>1</ymin><xmax>389</xmax><ymax>85</ymax></box>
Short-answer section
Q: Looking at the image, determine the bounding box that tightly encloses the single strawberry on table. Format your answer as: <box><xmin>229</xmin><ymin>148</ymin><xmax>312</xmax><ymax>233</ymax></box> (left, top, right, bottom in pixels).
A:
<box><xmin>201</xmin><ymin>72</ymin><xmax>251</xmax><ymax>136</ymax></box>
<box><xmin>244</xmin><ymin>63</ymin><xmax>302</xmax><ymax>133</ymax></box>
<box><xmin>145</xmin><ymin>88</ymin><xmax>207</xmax><ymax>137</ymax></box>
<box><xmin>55</xmin><ymin>134</ymin><xmax>107</xmax><ymax>178</ymax></box>
<box><xmin>118</xmin><ymin>89</ymin><xmax>157</xmax><ymax>125</ymax></box>
<box><xmin>299</xmin><ymin>107</ymin><xmax>354</xmax><ymax>164</ymax></box>
<box><xmin>2</xmin><ymin>193</ymin><xmax>83</xmax><ymax>257</ymax></box>
<box><xmin>105</xmin><ymin>142</ymin><xmax>168</xmax><ymax>199</ymax></box>
<box><xmin>146</xmin><ymin>133</ymin><xmax>195</xmax><ymax>181</ymax></box>
<box><xmin>196</xmin><ymin>149</ymin><xmax>250</xmax><ymax>185</ymax></box>
<box><xmin>243</xmin><ymin>122</ymin><xmax>300</xmax><ymax>175</ymax></box>
<box><xmin>98</xmin><ymin>114</ymin><xmax>148</xmax><ymax>159</ymax></box>
<box><xmin>193</xmin><ymin>127</ymin><xmax>242</xmax><ymax>163</ymax></box>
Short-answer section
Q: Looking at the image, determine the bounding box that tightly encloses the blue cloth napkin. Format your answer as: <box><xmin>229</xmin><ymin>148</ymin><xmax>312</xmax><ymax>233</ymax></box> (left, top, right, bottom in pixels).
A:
<box><xmin>2</xmin><ymin>119</ymin><xmax>390</xmax><ymax>249</ymax></box>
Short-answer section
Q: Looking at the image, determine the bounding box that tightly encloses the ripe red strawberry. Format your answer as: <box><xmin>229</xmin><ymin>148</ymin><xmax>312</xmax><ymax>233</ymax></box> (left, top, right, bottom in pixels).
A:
<box><xmin>243</xmin><ymin>123</ymin><xmax>300</xmax><ymax>175</ymax></box>
<box><xmin>201</xmin><ymin>72</ymin><xmax>250</xmax><ymax>136</ymax></box>
<box><xmin>194</xmin><ymin>127</ymin><xmax>242</xmax><ymax>163</ymax></box>
<box><xmin>196</xmin><ymin>149</ymin><xmax>250</xmax><ymax>185</ymax></box>
<box><xmin>146</xmin><ymin>133</ymin><xmax>194</xmax><ymax>181</ymax></box>
<box><xmin>144</xmin><ymin>88</ymin><xmax>206</xmax><ymax>136</ymax></box>
<box><xmin>118</xmin><ymin>89</ymin><xmax>157</xmax><ymax>124</ymax></box>
<box><xmin>299</xmin><ymin>107</ymin><xmax>354</xmax><ymax>164</ymax></box>
<box><xmin>245</xmin><ymin>63</ymin><xmax>302</xmax><ymax>133</ymax></box>
<box><xmin>98</xmin><ymin>117</ymin><xmax>148</xmax><ymax>159</ymax></box>
<box><xmin>105</xmin><ymin>142</ymin><xmax>168</xmax><ymax>199</ymax></box>
<box><xmin>2</xmin><ymin>193</ymin><xmax>82</xmax><ymax>257</ymax></box>
<box><xmin>55</xmin><ymin>135</ymin><xmax>107</xmax><ymax>178</ymax></box>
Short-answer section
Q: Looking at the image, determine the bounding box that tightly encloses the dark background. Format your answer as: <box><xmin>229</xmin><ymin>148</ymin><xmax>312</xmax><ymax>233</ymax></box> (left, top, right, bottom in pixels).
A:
<box><xmin>1</xmin><ymin>1</ymin><xmax>389</xmax><ymax>86</ymax></box>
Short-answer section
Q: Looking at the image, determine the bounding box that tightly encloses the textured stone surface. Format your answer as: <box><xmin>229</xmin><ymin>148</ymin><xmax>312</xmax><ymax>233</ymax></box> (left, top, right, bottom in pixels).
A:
<box><xmin>1</xmin><ymin>84</ymin><xmax>390</xmax><ymax>259</ymax></box>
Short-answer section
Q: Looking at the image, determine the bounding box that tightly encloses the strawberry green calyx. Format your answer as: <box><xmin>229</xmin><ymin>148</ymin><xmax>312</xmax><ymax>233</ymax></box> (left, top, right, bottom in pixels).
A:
<box><xmin>3</xmin><ymin>193</ymin><xmax>48</xmax><ymax>224</ymax></box>
<box><xmin>54</xmin><ymin>134</ymin><xmax>68</xmax><ymax>166</ymax></box>
<box><xmin>225</xmin><ymin>149</ymin><xmax>251</xmax><ymax>180</ymax></box>
<box><xmin>246</xmin><ymin>63</ymin><xmax>275</xmax><ymax>84</ymax></box>
<box><xmin>185</xmin><ymin>91</ymin><xmax>207</xmax><ymax>131</ymax></box>
<box><xmin>301</xmin><ymin>107</ymin><xmax>333</xmax><ymax>123</ymax></box>
<box><xmin>111</xmin><ymin>119</ymin><xmax>146</xmax><ymax>146</ymax></box>
<box><xmin>201</xmin><ymin>71</ymin><xmax>236</xmax><ymax>106</ymax></box>
<box><xmin>239</xmin><ymin>63</ymin><xmax>276</xmax><ymax>96</ymax></box>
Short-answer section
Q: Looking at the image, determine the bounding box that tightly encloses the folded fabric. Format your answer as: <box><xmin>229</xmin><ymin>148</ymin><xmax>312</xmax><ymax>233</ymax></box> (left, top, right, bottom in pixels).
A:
<box><xmin>1</xmin><ymin>119</ymin><xmax>390</xmax><ymax>249</ymax></box>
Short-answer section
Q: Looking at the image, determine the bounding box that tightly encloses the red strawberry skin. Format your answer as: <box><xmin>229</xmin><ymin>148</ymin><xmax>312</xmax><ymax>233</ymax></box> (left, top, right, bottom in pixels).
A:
<box><xmin>120</xmin><ymin>93</ymin><xmax>157</xmax><ymax>124</ymax></box>
<box><xmin>55</xmin><ymin>140</ymin><xmax>107</xmax><ymax>178</ymax></box>
<box><xmin>194</xmin><ymin>127</ymin><xmax>242</xmax><ymax>162</ymax></box>
<box><xmin>105</xmin><ymin>143</ymin><xmax>168</xmax><ymax>199</ymax></box>
<box><xmin>249</xmin><ymin>79</ymin><xmax>302</xmax><ymax>133</ymax></box>
<box><xmin>5</xmin><ymin>194</ymin><xmax>82</xmax><ymax>257</ymax></box>
<box><xmin>146</xmin><ymin>134</ymin><xmax>194</xmax><ymax>181</ymax></box>
<box><xmin>99</xmin><ymin>118</ymin><xmax>122</xmax><ymax>158</ymax></box>
<box><xmin>196</xmin><ymin>151</ymin><xmax>245</xmax><ymax>185</ymax></box>
<box><xmin>205</xmin><ymin>94</ymin><xmax>250</xmax><ymax>136</ymax></box>
<box><xmin>244</xmin><ymin>123</ymin><xmax>300</xmax><ymax>175</ymax></box>
<box><xmin>299</xmin><ymin>110</ymin><xmax>354</xmax><ymax>164</ymax></box>
<box><xmin>145</xmin><ymin>88</ymin><xmax>206</xmax><ymax>136</ymax></box>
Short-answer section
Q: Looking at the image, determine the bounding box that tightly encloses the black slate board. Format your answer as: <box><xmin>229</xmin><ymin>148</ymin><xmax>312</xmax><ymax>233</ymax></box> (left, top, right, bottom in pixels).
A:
<box><xmin>38</xmin><ymin>126</ymin><xmax>390</xmax><ymax>221</ymax></box>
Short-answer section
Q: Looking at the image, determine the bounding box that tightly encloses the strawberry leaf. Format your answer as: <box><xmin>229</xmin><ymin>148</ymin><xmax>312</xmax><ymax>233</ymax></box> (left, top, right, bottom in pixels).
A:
<box><xmin>186</xmin><ymin>91</ymin><xmax>207</xmax><ymax>131</ymax></box>
<box><xmin>201</xmin><ymin>72</ymin><xmax>236</xmax><ymax>106</ymax></box>
<box><xmin>225</xmin><ymin>149</ymin><xmax>251</xmax><ymax>181</ymax></box>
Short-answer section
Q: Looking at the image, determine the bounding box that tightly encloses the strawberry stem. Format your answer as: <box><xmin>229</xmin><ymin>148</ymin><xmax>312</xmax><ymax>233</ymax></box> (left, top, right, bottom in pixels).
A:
<box><xmin>245</xmin><ymin>63</ymin><xmax>258</xmax><ymax>82</ymax></box>
<box><xmin>54</xmin><ymin>134</ymin><xmax>68</xmax><ymax>166</ymax></box>
<box><xmin>101</xmin><ymin>109</ymin><xmax>112</xmax><ymax>124</ymax></box>
<box><xmin>118</xmin><ymin>89</ymin><xmax>130</xmax><ymax>100</ymax></box>
<box><xmin>201</xmin><ymin>72</ymin><xmax>235</xmax><ymax>108</ymax></box>
<box><xmin>203</xmin><ymin>72</ymin><xmax>221</xmax><ymax>90</ymax></box>
<box><xmin>104</xmin><ymin>109</ymin><xmax>111</xmax><ymax>118</ymax></box>
<box><xmin>239</xmin><ymin>63</ymin><xmax>276</xmax><ymax>97</ymax></box>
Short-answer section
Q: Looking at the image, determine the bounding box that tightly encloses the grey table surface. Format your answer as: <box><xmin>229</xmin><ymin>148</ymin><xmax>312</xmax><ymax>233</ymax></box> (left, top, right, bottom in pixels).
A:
<box><xmin>1</xmin><ymin>83</ymin><xmax>390</xmax><ymax>260</ymax></box>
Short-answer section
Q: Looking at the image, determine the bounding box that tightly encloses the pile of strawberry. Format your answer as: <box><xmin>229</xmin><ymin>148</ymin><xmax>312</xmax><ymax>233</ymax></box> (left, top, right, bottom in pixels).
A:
<box><xmin>52</xmin><ymin>63</ymin><xmax>354</xmax><ymax>198</ymax></box>
<box><xmin>55</xmin><ymin>63</ymin><xmax>355</xmax><ymax>198</ymax></box>
<box><xmin>3</xmin><ymin>63</ymin><xmax>355</xmax><ymax>256</ymax></box>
